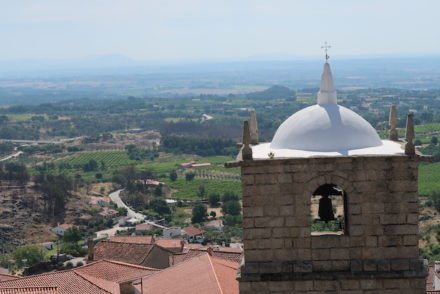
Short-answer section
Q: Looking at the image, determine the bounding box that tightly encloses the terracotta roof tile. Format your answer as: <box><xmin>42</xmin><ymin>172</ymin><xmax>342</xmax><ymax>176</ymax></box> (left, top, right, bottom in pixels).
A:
<box><xmin>182</xmin><ymin>226</ymin><xmax>203</xmax><ymax>236</ymax></box>
<box><xmin>108</xmin><ymin>236</ymin><xmax>154</xmax><ymax>244</ymax></box>
<box><xmin>0</xmin><ymin>287</ymin><xmax>58</xmax><ymax>294</ymax></box>
<box><xmin>58</xmin><ymin>224</ymin><xmax>73</xmax><ymax>230</ymax></box>
<box><xmin>0</xmin><ymin>275</ymin><xmax>19</xmax><ymax>283</ymax></box>
<box><xmin>134</xmin><ymin>223</ymin><xmax>153</xmax><ymax>231</ymax></box>
<box><xmin>172</xmin><ymin>247</ymin><xmax>243</xmax><ymax>265</ymax></box>
<box><xmin>0</xmin><ymin>260</ymin><xmax>158</xmax><ymax>294</ymax></box>
<box><xmin>76</xmin><ymin>260</ymin><xmax>158</xmax><ymax>283</ymax></box>
<box><xmin>0</xmin><ymin>271</ymin><xmax>109</xmax><ymax>294</ymax></box>
<box><xmin>155</xmin><ymin>239</ymin><xmax>184</xmax><ymax>253</ymax></box>
<box><xmin>93</xmin><ymin>240</ymin><xmax>154</xmax><ymax>265</ymax></box>
<box><xmin>142</xmin><ymin>253</ymin><xmax>239</xmax><ymax>294</ymax></box>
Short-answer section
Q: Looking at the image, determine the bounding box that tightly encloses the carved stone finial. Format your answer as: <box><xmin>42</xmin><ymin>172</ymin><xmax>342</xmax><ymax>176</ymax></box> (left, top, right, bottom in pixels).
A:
<box><xmin>242</xmin><ymin>120</ymin><xmax>253</xmax><ymax>160</ymax></box>
<box><xmin>405</xmin><ymin>113</ymin><xmax>415</xmax><ymax>155</ymax></box>
<box><xmin>249</xmin><ymin>109</ymin><xmax>259</xmax><ymax>145</ymax></box>
<box><xmin>388</xmin><ymin>104</ymin><xmax>398</xmax><ymax>141</ymax></box>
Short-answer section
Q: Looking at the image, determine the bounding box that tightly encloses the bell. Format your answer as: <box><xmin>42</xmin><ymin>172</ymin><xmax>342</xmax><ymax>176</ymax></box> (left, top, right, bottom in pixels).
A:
<box><xmin>318</xmin><ymin>195</ymin><xmax>335</xmax><ymax>222</ymax></box>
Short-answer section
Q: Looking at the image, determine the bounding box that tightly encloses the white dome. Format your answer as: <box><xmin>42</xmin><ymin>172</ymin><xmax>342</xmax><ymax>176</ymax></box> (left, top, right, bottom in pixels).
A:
<box><xmin>269</xmin><ymin>61</ymin><xmax>382</xmax><ymax>152</ymax></box>
<box><xmin>270</xmin><ymin>104</ymin><xmax>383</xmax><ymax>152</ymax></box>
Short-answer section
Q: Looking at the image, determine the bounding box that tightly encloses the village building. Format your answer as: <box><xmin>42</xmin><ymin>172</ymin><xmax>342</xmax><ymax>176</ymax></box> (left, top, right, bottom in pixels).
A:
<box><xmin>134</xmin><ymin>223</ymin><xmax>153</xmax><ymax>234</ymax></box>
<box><xmin>51</xmin><ymin>224</ymin><xmax>74</xmax><ymax>237</ymax></box>
<box><xmin>137</xmin><ymin>253</ymin><xmax>239</xmax><ymax>294</ymax></box>
<box><xmin>90</xmin><ymin>236</ymin><xmax>173</xmax><ymax>269</ymax></box>
<box><xmin>227</xmin><ymin>57</ymin><xmax>428</xmax><ymax>293</ymax></box>
<box><xmin>205</xmin><ymin>219</ymin><xmax>224</xmax><ymax>231</ymax></box>
<box><xmin>0</xmin><ymin>260</ymin><xmax>159</xmax><ymax>294</ymax></box>
<box><xmin>154</xmin><ymin>239</ymin><xmax>185</xmax><ymax>253</ymax></box>
<box><xmin>171</xmin><ymin>246</ymin><xmax>243</xmax><ymax>266</ymax></box>
<box><xmin>162</xmin><ymin>227</ymin><xmax>183</xmax><ymax>239</ymax></box>
<box><xmin>182</xmin><ymin>226</ymin><xmax>204</xmax><ymax>243</ymax></box>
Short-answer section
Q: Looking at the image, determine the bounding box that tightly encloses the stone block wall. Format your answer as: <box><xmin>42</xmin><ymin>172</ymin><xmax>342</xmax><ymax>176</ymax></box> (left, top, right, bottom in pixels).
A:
<box><xmin>237</xmin><ymin>155</ymin><xmax>426</xmax><ymax>293</ymax></box>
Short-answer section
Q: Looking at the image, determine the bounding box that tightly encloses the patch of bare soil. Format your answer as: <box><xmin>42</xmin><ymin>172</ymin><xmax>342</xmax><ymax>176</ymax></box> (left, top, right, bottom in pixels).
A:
<box><xmin>0</xmin><ymin>181</ymin><xmax>112</xmax><ymax>251</ymax></box>
<box><xmin>418</xmin><ymin>205</ymin><xmax>440</xmax><ymax>251</ymax></box>
<box><xmin>0</xmin><ymin>183</ymin><xmax>50</xmax><ymax>251</ymax></box>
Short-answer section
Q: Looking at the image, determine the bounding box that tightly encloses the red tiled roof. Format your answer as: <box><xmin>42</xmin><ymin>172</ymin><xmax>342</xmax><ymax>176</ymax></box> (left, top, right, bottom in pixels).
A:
<box><xmin>0</xmin><ymin>260</ymin><xmax>158</xmax><ymax>294</ymax></box>
<box><xmin>182</xmin><ymin>226</ymin><xmax>203</xmax><ymax>236</ymax></box>
<box><xmin>172</xmin><ymin>247</ymin><xmax>243</xmax><ymax>265</ymax></box>
<box><xmin>191</xmin><ymin>163</ymin><xmax>211</xmax><ymax>167</ymax></box>
<box><xmin>58</xmin><ymin>224</ymin><xmax>73</xmax><ymax>230</ymax></box>
<box><xmin>0</xmin><ymin>275</ymin><xmax>19</xmax><ymax>282</ymax></box>
<box><xmin>155</xmin><ymin>239</ymin><xmax>184</xmax><ymax>253</ymax></box>
<box><xmin>76</xmin><ymin>260</ymin><xmax>158</xmax><ymax>284</ymax></box>
<box><xmin>0</xmin><ymin>270</ymin><xmax>109</xmax><ymax>294</ymax></box>
<box><xmin>93</xmin><ymin>240</ymin><xmax>154</xmax><ymax>265</ymax></box>
<box><xmin>0</xmin><ymin>287</ymin><xmax>58</xmax><ymax>294</ymax></box>
<box><xmin>135</xmin><ymin>223</ymin><xmax>153</xmax><ymax>231</ymax></box>
<box><xmin>108</xmin><ymin>236</ymin><xmax>154</xmax><ymax>244</ymax></box>
<box><xmin>142</xmin><ymin>253</ymin><xmax>239</xmax><ymax>294</ymax></box>
<box><xmin>145</xmin><ymin>180</ymin><xmax>162</xmax><ymax>186</ymax></box>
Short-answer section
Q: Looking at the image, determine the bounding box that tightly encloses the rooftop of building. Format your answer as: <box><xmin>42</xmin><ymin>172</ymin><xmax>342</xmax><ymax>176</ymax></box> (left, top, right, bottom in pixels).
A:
<box><xmin>140</xmin><ymin>253</ymin><xmax>239</xmax><ymax>294</ymax></box>
<box><xmin>249</xmin><ymin>61</ymin><xmax>406</xmax><ymax>159</ymax></box>
<box><xmin>0</xmin><ymin>260</ymin><xmax>158</xmax><ymax>294</ymax></box>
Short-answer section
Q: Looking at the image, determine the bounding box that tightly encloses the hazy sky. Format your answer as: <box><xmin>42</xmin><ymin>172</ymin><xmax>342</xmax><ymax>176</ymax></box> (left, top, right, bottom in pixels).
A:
<box><xmin>1</xmin><ymin>0</ymin><xmax>439</xmax><ymax>61</ymax></box>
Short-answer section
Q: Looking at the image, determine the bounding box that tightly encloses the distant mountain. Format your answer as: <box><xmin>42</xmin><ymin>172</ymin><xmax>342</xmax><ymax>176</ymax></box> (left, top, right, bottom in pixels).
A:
<box><xmin>0</xmin><ymin>54</ymin><xmax>141</xmax><ymax>75</ymax></box>
<box><xmin>246</xmin><ymin>85</ymin><xmax>296</xmax><ymax>100</ymax></box>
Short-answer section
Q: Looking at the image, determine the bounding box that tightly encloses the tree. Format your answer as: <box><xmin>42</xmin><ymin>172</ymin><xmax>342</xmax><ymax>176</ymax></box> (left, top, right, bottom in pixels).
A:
<box><xmin>83</xmin><ymin>159</ymin><xmax>98</xmax><ymax>172</ymax></box>
<box><xmin>63</xmin><ymin>227</ymin><xmax>82</xmax><ymax>243</ymax></box>
<box><xmin>169</xmin><ymin>170</ymin><xmax>178</xmax><ymax>182</ymax></box>
<box><xmin>191</xmin><ymin>204</ymin><xmax>208</xmax><ymax>223</ymax></box>
<box><xmin>197</xmin><ymin>185</ymin><xmax>206</xmax><ymax>198</ymax></box>
<box><xmin>432</xmin><ymin>136</ymin><xmax>438</xmax><ymax>145</ymax></box>
<box><xmin>185</xmin><ymin>172</ymin><xmax>196</xmax><ymax>181</ymax></box>
<box><xmin>149</xmin><ymin>198</ymin><xmax>171</xmax><ymax>215</ymax></box>
<box><xmin>222</xmin><ymin>191</ymin><xmax>239</xmax><ymax>203</ymax></box>
<box><xmin>100</xmin><ymin>161</ymin><xmax>107</xmax><ymax>171</ymax></box>
<box><xmin>154</xmin><ymin>185</ymin><xmax>162</xmax><ymax>196</ymax></box>
<box><xmin>60</xmin><ymin>242</ymin><xmax>87</xmax><ymax>257</ymax></box>
<box><xmin>117</xmin><ymin>207</ymin><xmax>128</xmax><ymax>216</ymax></box>
<box><xmin>209</xmin><ymin>211</ymin><xmax>217</xmax><ymax>218</ymax></box>
<box><xmin>223</xmin><ymin>215</ymin><xmax>242</xmax><ymax>226</ymax></box>
<box><xmin>222</xmin><ymin>200</ymin><xmax>241</xmax><ymax>216</ymax></box>
<box><xmin>208</xmin><ymin>193</ymin><xmax>220</xmax><ymax>207</ymax></box>
<box><xmin>14</xmin><ymin>245</ymin><xmax>45</xmax><ymax>268</ymax></box>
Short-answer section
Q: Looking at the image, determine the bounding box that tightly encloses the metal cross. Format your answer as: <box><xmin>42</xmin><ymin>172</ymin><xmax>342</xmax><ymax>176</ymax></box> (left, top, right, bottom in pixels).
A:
<box><xmin>321</xmin><ymin>42</ymin><xmax>331</xmax><ymax>62</ymax></box>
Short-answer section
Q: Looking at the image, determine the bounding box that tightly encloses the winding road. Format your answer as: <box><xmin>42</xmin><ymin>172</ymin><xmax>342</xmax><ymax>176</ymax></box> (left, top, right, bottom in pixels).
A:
<box><xmin>109</xmin><ymin>189</ymin><xmax>168</xmax><ymax>229</ymax></box>
<box><xmin>0</xmin><ymin>151</ymin><xmax>23</xmax><ymax>162</ymax></box>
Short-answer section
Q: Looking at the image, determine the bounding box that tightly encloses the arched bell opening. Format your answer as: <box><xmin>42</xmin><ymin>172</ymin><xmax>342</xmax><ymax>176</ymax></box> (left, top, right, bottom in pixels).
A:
<box><xmin>310</xmin><ymin>183</ymin><xmax>347</xmax><ymax>236</ymax></box>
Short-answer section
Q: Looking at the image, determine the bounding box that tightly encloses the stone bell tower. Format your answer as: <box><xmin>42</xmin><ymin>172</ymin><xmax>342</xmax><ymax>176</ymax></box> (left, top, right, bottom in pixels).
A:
<box><xmin>227</xmin><ymin>61</ymin><xmax>427</xmax><ymax>293</ymax></box>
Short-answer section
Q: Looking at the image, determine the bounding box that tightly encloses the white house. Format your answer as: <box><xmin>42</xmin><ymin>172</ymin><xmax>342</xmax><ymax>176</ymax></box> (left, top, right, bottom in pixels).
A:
<box><xmin>162</xmin><ymin>227</ymin><xmax>182</xmax><ymax>239</ymax></box>
<box><xmin>51</xmin><ymin>224</ymin><xmax>74</xmax><ymax>236</ymax></box>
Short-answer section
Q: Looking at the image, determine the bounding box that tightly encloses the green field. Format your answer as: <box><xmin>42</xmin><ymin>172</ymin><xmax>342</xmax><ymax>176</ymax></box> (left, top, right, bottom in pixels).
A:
<box><xmin>7</xmin><ymin>113</ymin><xmax>48</xmax><ymax>122</ymax></box>
<box><xmin>415</xmin><ymin>123</ymin><xmax>440</xmax><ymax>134</ymax></box>
<box><xmin>378</xmin><ymin>123</ymin><xmax>440</xmax><ymax>141</ymax></box>
<box><xmin>161</xmin><ymin>177</ymin><xmax>241</xmax><ymax>200</ymax></box>
<box><xmin>60</xmin><ymin>150</ymin><xmax>136</xmax><ymax>168</ymax></box>
<box><xmin>137</xmin><ymin>154</ymin><xmax>236</xmax><ymax>174</ymax></box>
<box><xmin>419</xmin><ymin>163</ymin><xmax>440</xmax><ymax>196</ymax></box>
<box><xmin>42</xmin><ymin>150</ymin><xmax>138</xmax><ymax>181</ymax></box>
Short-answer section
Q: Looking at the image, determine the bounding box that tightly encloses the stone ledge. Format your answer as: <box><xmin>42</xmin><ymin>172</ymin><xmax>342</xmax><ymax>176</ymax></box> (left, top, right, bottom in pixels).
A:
<box><xmin>225</xmin><ymin>154</ymin><xmax>429</xmax><ymax>169</ymax></box>
<box><xmin>239</xmin><ymin>268</ymin><xmax>427</xmax><ymax>282</ymax></box>
<box><xmin>242</xmin><ymin>258</ymin><xmax>425</xmax><ymax>276</ymax></box>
